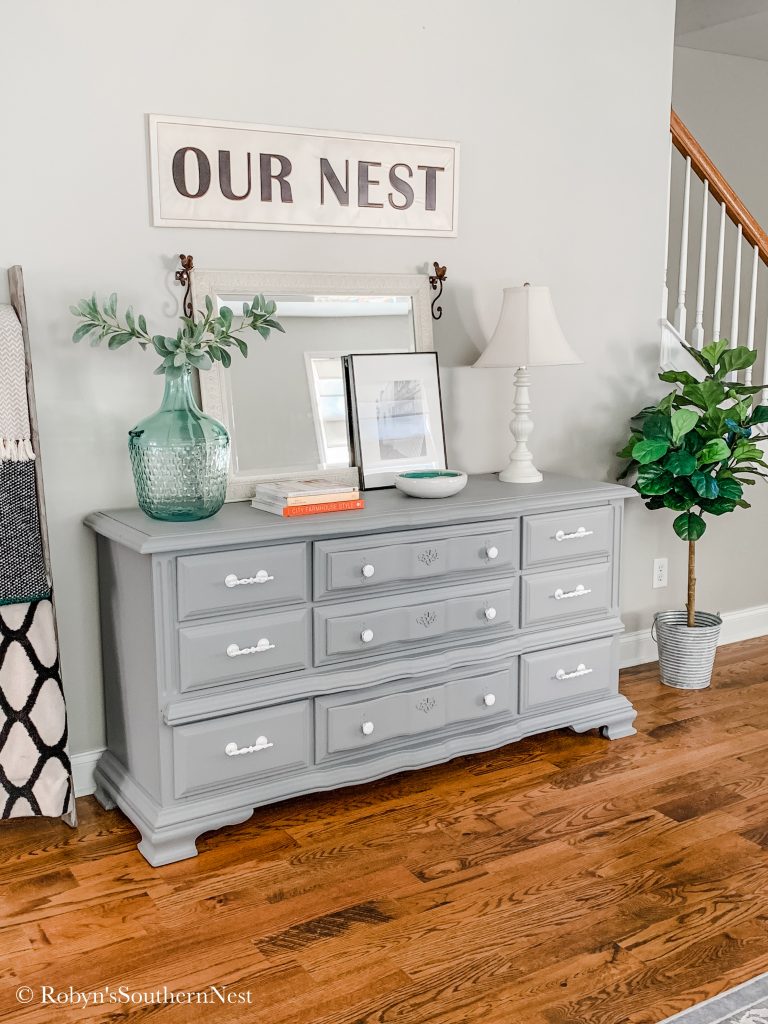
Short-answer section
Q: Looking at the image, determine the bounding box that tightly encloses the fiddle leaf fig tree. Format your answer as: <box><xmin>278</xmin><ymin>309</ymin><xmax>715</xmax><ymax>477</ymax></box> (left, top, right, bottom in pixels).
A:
<box><xmin>70</xmin><ymin>292</ymin><xmax>285</xmax><ymax>377</ymax></box>
<box><xmin>617</xmin><ymin>339</ymin><xmax>768</xmax><ymax>627</ymax></box>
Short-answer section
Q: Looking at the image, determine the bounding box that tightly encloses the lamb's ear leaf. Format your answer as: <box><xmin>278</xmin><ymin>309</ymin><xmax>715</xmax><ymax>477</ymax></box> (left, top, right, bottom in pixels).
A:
<box><xmin>72</xmin><ymin>323</ymin><xmax>95</xmax><ymax>343</ymax></box>
<box><xmin>107</xmin><ymin>332</ymin><xmax>133</xmax><ymax>350</ymax></box>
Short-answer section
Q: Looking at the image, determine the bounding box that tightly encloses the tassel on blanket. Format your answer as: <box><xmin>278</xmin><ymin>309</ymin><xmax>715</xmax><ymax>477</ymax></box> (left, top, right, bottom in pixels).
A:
<box><xmin>0</xmin><ymin>438</ymin><xmax>35</xmax><ymax>462</ymax></box>
<box><xmin>0</xmin><ymin>305</ymin><xmax>36</xmax><ymax>465</ymax></box>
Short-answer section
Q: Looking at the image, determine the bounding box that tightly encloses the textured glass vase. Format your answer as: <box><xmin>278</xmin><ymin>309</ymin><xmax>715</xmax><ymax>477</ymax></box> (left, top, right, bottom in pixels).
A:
<box><xmin>128</xmin><ymin>369</ymin><xmax>229</xmax><ymax>522</ymax></box>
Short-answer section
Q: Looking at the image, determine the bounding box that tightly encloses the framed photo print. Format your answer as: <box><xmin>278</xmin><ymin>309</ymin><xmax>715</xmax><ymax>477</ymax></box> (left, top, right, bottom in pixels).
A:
<box><xmin>343</xmin><ymin>352</ymin><xmax>447</xmax><ymax>489</ymax></box>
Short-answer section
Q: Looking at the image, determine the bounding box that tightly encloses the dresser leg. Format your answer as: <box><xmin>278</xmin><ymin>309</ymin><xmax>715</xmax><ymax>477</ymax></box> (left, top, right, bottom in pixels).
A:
<box><xmin>600</xmin><ymin>717</ymin><xmax>637</xmax><ymax>740</ymax></box>
<box><xmin>137</xmin><ymin>829</ymin><xmax>200</xmax><ymax>867</ymax></box>
<box><xmin>569</xmin><ymin>704</ymin><xmax>638</xmax><ymax>741</ymax></box>
<box><xmin>93</xmin><ymin>782</ymin><xmax>117</xmax><ymax>811</ymax></box>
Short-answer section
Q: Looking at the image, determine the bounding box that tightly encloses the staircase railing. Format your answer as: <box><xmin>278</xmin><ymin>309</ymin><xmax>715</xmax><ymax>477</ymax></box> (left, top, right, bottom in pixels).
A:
<box><xmin>665</xmin><ymin>110</ymin><xmax>768</xmax><ymax>396</ymax></box>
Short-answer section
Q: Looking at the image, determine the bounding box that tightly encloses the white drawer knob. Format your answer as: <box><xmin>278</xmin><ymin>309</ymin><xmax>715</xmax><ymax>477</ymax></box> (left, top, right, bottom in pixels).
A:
<box><xmin>225</xmin><ymin>570</ymin><xmax>273</xmax><ymax>588</ymax></box>
<box><xmin>486</xmin><ymin>545</ymin><xmax>499</xmax><ymax>560</ymax></box>
<box><xmin>483</xmin><ymin>693</ymin><xmax>496</xmax><ymax>707</ymax></box>
<box><xmin>361</xmin><ymin>720</ymin><xmax>375</xmax><ymax>736</ymax></box>
<box><xmin>484</xmin><ymin>606</ymin><xmax>497</xmax><ymax>621</ymax></box>
<box><xmin>361</xmin><ymin>628</ymin><xmax>374</xmax><ymax>644</ymax></box>
<box><xmin>362</xmin><ymin>563</ymin><xmax>376</xmax><ymax>579</ymax></box>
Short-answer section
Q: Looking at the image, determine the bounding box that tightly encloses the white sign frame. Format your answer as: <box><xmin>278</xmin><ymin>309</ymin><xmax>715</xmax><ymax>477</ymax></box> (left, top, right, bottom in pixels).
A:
<box><xmin>148</xmin><ymin>114</ymin><xmax>459</xmax><ymax>237</ymax></box>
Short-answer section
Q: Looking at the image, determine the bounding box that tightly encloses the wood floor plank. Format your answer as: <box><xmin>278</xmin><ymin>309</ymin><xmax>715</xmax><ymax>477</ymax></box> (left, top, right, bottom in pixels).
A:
<box><xmin>3</xmin><ymin>639</ymin><xmax>768</xmax><ymax>1022</ymax></box>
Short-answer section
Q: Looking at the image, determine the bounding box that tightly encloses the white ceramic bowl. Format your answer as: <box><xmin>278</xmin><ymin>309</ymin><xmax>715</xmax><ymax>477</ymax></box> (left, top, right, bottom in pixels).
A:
<box><xmin>394</xmin><ymin>470</ymin><xmax>468</xmax><ymax>498</ymax></box>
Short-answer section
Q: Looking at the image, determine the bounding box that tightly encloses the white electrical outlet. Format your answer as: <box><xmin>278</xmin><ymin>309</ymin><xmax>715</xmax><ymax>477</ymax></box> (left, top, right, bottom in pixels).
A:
<box><xmin>653</xmin><ymin>557</ymin><xmax>668</xmax><ymax>589</ymax></box>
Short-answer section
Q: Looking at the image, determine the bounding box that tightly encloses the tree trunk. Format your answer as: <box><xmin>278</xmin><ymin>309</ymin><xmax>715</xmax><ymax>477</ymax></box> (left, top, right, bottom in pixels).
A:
<box><xmin>687</xmin><ymin>540</ymin><xmax>696</xmax><ymax>627</ymax></box>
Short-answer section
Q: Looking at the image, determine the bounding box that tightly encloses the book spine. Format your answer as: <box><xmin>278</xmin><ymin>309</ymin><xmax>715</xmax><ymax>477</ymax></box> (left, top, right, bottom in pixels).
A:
<box><xmin>281</xmin><ymin>499</ymin><xmax>365</xmax><ymax>517</ymax></box>
<box><xmin>285</xmin><ymin>492</ymin><xmax>359</xmax><ymax>506</ymax></box>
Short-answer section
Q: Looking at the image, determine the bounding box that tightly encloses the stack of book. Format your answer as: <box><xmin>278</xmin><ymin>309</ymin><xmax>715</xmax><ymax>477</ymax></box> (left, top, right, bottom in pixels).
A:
<box><xmin>251</xmin><ymin>478</ymin><xmax>364</xmax><ymax>517</ymax></box>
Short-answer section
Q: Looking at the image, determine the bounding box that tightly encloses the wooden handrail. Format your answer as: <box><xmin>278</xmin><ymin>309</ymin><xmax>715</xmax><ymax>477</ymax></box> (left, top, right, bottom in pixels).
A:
<box><xmin>671</xmin><ymin>109</ymin><xmax>768</xmax><ymax>265</ymax></box>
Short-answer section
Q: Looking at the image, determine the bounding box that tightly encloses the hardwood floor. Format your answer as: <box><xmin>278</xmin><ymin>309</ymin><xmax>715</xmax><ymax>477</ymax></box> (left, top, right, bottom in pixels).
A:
<box><xmin>4</xmin><ymin>639</ymin><xmax>768</xmax><ymax>1023</ymax></box>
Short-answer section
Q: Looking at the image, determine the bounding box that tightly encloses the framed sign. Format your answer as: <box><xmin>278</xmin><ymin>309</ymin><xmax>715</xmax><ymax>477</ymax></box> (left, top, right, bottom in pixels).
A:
<box><xmin>148</xmin><ymin>114</ymin><xmax>459</xmax><ymax>237</ymax></box>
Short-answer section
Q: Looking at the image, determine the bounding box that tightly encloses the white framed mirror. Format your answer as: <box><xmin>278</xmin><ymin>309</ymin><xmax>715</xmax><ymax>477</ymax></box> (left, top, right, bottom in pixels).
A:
<box><xmin>192</xmin><ymin>270</ymin><xmax>434</xmax><ymax>500</ymax></box>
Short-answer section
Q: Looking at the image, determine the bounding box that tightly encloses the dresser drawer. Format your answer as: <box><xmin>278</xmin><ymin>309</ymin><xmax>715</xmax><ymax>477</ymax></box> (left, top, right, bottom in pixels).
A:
<box><xmin>521</xmin><ymin>563</ymin><xmax>611</xmax><ymax>629</ymax></box>
<box><xmin>178</xmin><ymin>608</ymin><xmax>309</xmax><ymax>692</ymax></box>
<box><xmin>520</xmin><ymin>638</ymin><xmax>617</xmax><ymax>714</ymax></box>
<box><xmin>314</xmin><ymin>521</ymin><xmax>519</xmax><ymax>598</ymax></box>
<box><xmin>176</xmin><ymin>543</ymin><xmax>308</xmax><ymax>620</ymax></box>
<box><xmin>173</xmin><ymin>701</ymin><xmax>311</xmax><ymax>798</ymax></box>
<box><xmin>522</xmin><ymin>506</ymin><xmax>613</xmax><ymax>569</ymax></box>
<box><xmin>313</xmin><ymin>580</ymin><xmax>517</xmax><ymax>665</ymax></box>
<box><xmin>316</xmin><ymin>665</ymin><xmax>516</xmax><ymax>760</ymax></box>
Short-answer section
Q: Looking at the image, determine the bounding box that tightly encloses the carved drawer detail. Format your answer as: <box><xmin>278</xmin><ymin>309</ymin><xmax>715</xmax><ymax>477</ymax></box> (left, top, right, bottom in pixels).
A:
<box><xmin>417</xmin><ymin>548</ymin><xmax>440</xmax><ymax>567</ymax></box>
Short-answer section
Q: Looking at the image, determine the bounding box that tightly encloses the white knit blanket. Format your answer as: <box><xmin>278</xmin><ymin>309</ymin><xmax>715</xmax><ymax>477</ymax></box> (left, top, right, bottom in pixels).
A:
<box><xmin>0</xmin><ymin>305</ymin><xmax>35</xmax><ymax>461</ymax></box>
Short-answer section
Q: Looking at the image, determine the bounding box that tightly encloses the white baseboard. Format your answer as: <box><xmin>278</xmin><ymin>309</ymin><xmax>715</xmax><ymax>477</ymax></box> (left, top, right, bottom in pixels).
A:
<box><xmin>69</xmin><ymin>604</ymin><xmax>768</xmax><ymax>797</ymax></box>
<box><xmin>70</xmin><ymin>748</ymin><xmax>103</xmax><ymax>797</ymax></box>
<box><xmin>621</xmin><ymin>603</ymin><xmax>768</xmax><ymax>669</ymax></box>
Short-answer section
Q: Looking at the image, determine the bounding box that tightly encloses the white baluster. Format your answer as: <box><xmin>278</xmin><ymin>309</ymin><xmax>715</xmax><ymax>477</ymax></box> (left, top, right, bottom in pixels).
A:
<box><xmin>662</xmin><ymin>138</ymin><xmax>672</xmax><ymax>320</ymax></box>
<box><xmin>729</xmin><ymin>223</ymin><xmax>743</xmax><ymax>381</ymax></box>
<box><xmin>692</xmin><ymin>179</ymin><xmax>708</xmax><ymax>349</ymax></box>
<box><xmin>763</xmin><ymin>311</ymin><xmax>768</xmax><ymax>409</ymax></box>
<box><xmin>746</xmin><ymin>244</ymin><xmax>759</xmax><ymax>386</ymax></box>
<box><xmin>675</xmin><ymin>156</ymin><xmax>692</xmax><ymax>337</ymax></box>
<box><xmin>713</xmin><ymin>201</ymin><xmax>726</xmax><ymax>342</ymax></box>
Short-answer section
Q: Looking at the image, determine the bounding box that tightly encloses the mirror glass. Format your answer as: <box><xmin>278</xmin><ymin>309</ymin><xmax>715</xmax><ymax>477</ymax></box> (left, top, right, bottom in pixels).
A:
<box><xmin>197</xmin><ymin>273</ymin><xmax>433</xmax><ymax>497</ymax></box>
<box><xmin>220</xmin><ymin>293</ymin><xmax>414</xmax><ymax>475</ymax></box>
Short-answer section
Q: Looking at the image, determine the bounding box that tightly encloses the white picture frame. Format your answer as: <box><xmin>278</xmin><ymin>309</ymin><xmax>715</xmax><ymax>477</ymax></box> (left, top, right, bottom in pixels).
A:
<box><xmin>345</xmin><ymin>352</ymin><xmax>447</xmax><ymax>489</ymax></box>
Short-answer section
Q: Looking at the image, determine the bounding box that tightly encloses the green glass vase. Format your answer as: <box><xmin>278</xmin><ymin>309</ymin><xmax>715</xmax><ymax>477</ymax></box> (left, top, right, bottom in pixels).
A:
<box><xmin>128</xmin><ymin>369</ymin><xmax>229</xmax><ymax>521</ymax></box>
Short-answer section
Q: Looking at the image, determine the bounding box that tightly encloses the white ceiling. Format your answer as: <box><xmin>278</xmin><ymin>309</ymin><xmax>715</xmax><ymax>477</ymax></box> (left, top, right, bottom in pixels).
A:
<box><xmin>676</xmin><ymin>0</ymin><xmax>768</xmax><ymax>61</ymax></box>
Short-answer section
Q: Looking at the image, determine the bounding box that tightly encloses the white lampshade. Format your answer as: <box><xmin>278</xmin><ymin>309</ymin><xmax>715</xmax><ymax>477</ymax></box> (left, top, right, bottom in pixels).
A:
<box><xmin>474</xmin><ymin>284</ymin><xmax>582</xmax><ymax>368</ymax></box>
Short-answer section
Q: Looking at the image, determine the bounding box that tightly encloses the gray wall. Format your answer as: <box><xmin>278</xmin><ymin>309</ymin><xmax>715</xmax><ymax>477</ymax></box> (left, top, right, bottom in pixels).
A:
<box><xmin>1</xmin><ymin>0</ymin><xmax>676</xmax><ymax>757</ymax></box>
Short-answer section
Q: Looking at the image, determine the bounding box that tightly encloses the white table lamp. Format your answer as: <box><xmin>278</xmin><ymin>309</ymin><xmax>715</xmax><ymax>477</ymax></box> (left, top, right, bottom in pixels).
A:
<box><xmin>474</xmin><ymin>283</ymin><xmax>581</xmax><ymax>483</ymax></box>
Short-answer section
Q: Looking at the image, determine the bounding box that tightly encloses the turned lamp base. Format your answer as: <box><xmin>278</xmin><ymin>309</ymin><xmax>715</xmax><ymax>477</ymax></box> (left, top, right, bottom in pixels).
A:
<box><xmin>498</xmin><ymin>365</ymin><xmax>543</xmax><ymax>484</ymax></box>
<box><xmin>499</xmin><ymin>462</ymin><xmax>543</xmax><ymax>484</ymax></box>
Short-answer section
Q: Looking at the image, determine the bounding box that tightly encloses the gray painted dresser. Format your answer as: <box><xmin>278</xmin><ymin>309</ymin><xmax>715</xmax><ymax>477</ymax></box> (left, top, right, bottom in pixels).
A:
<box><xmin>85</xmin><ymin>473</ymin><xmax>636</xmax><ymax>866</ymax></box>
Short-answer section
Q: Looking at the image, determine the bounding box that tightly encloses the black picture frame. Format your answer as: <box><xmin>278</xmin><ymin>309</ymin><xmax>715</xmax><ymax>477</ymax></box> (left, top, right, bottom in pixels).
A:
<box><xmin>342</xmin><ymin>352</ymin><xmax>448</xmax><ymax>490</ymax></box>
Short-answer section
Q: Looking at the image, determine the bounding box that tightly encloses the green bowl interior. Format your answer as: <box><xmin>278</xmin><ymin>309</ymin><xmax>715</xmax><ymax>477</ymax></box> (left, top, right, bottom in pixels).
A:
<box><xmin>398</xmin><ymin>471</ymin><xmax>462</xmax><ymax>479</ymax></box>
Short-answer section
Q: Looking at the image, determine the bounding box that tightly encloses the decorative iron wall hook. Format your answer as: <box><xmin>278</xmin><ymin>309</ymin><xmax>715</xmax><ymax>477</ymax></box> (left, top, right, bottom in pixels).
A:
<box><xmin>429</xmin><ymin>262</ymin><xmax>447</xmax><ymax>320</ymax></box>
<box><xmin>175</xmin><ymin>254</ymin><xmax>195</xmax><ymax>320</ymax></box>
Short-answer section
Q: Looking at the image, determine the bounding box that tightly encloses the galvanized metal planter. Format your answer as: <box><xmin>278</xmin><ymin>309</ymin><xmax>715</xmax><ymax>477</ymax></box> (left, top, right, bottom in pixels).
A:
<box><xmin>652</xmin><ymin>610</ymin><xmax>722</xmax><ymax>690</ymax></box>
